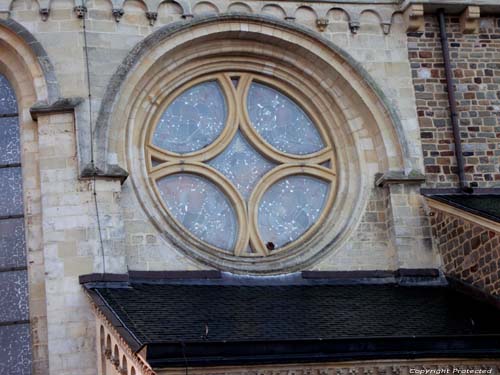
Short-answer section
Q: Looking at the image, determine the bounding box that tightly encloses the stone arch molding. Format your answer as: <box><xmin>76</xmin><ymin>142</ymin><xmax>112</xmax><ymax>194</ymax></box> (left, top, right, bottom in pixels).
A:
<box><xmin>0</xmin><ymin>18</ymin><xmax>59</xmax><ymax>104</ymax></box>
<box><xmin>95</xmin><ymin>14</ymin><xmax>416</xmax><ymax>273</ymax></box>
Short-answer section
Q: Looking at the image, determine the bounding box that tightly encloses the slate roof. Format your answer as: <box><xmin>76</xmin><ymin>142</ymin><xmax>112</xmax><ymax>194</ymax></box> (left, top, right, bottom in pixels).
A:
<box><xmin>86</xmin><ymin>280</ymin><xmax>500</xmax><ymax>368</ymax></box>
<box><xmin>428</xmin><ymin>194</ymin><xmax>500</xmax><ymax>222</ymax></box>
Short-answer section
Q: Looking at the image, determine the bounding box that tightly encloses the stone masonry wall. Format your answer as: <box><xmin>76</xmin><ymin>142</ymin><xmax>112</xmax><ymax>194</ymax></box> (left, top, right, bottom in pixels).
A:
<box><xmin>408</xmin><ymin>16</ymin><xmax>500</xmax><ymax>188</ymax></box>
<box><xmin>37</xmin><ymin>112</ymin><xmax>126</xmax><ymax>375</ymax></box>
<box><xmin>430</xmin><ymin>209</ymin><xmax>500</xmax><ymax>297</ymax></box>
<box><xmin>2</xmin><ymin>1</ymin><xmax>434</xmax><ymax>373</ymax></box>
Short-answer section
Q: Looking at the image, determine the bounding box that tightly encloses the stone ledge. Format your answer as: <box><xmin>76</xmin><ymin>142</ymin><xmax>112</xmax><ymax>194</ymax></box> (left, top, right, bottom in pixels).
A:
<box><xmin>425</xmin><ymin>197</ymin><xmax>500</xmax><ymax>233</ymax></box>
<box><xmin>375</xmin><ymin>170</ymin><xmax>426</xmax><ymax>187</ymax></box>
<box><xmin>400</xmin><ymin>0</ymin><xmax>500</xmax><ymax>14</ymax></box>
<box><xmin>80</xmin><ymin>162</ymin><xmax>129</xmax><ymax>184</ymax></box>
<box><xmin>30</xmin><ymin>97</ymin><xmax>84</xmax><ymax>120</ymax></box>
<box><xmin>460</xmin><ymin>5</ymin><xmax>481</xmax><ymax>34</ymax></box>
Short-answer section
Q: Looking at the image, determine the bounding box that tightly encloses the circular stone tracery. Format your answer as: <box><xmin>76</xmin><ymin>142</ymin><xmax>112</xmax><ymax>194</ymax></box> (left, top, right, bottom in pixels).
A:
<box><xmin>146</xmin><ymin>72</ymin><xmax>337</xmax><ymax>257</ymax></box>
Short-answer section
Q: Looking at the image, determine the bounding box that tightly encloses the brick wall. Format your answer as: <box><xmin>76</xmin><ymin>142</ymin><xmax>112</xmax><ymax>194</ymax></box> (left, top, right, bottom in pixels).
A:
<box><xmin>430</xmin><ymin>209</ymin><xmax>500</xmax><ymax>297</ymax></box>
<box><xmin>408</xmin><ymin>16</ymin><xmax>500</xmax><ymax>188</ymax></box>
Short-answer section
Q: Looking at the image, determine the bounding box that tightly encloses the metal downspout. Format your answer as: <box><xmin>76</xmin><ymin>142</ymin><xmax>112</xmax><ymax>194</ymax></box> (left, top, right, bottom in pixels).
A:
<box><xmin>437</xmin><ymin>9</ymin><xmax>471</xmax><ymax>192</ymax></box>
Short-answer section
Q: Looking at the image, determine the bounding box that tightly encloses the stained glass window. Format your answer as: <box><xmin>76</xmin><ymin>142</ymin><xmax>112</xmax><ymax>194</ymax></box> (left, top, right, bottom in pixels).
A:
<box><xmin>0</xmin><ymin>74</ymin><xmax>32</xmax><ymax>374</ymax></box>
<box><xmin>208</xmin><ymin>131</ymin><xmax>276</xmax><ymax>199</ymax></box>
<box><xmin>0</xmin><ymin>324</ymin><xmax>32</xmax><ymax>374</ymax></box>
<box><xmin>0</xmin><ymin>271</ymin><xmax>29</xmax><ymax>322</ymax></box>
<box><xmin>258</xmin><ymin>176</ymin><xmax>329</xmax><ymax>248</ymax></box>
<box><xmin>147</xmin><ymin>73</ymin><xmax>335</xmax><ymax>257</ymax></box>
<box><xmin>247</xmin><ymin>82</ymin><xmax>324</xmax><ymax>155</ymax></box>
<box><xmin>152</xmin><ymin>81</ymin><xmax>227</xmax><ymax>154</ymax></box>
<box><xmin>0</xmin><ymin>117</ymin><xmax>21</xmax><ymax>165</ymax></box>
<box><xmin>0</xmin><ymin>218</ymin><xmax>26</xmax><ymax>269</ymax></box>
<box><xmin>0</xmin><ymin>75</ymin><xmax>17</xmax><ymax>114</ymax></box>
<box><xmin>0</xmin><ymin>168</ymin><xmax>24</xmax><ymax>216</ymax></box>
<box><xmin>156</xmin><ymin>174</ymin><xmax>237</xmax><ymax>251</ymax></box>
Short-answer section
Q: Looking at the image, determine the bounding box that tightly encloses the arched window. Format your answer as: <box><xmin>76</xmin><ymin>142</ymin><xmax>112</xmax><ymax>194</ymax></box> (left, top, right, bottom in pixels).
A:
<box><xmin>106</xmin><ymin>334</ymin><xmax>112</xmax><ymax>358</ymax></box>
<box><xmin>0</xmin><ymin>73</ymin><xmax>32</xmax><ymax>372</ymax></box>
<box><xmin>0</xmin><ymin>74</ymin><xmax>24</xmax><ymax>262</ymax></box>
<box><xmin>113</xmin><ymin>345</ymin><xmax>120</xmax><ymax>367</ymax></box>
<box><xmin>100</xmin><ymin>326</ymin><xmax>107</xmax><ymax>375</ymax></box>
<box><xmin>146</xmin><ymin>72</ymin><xmax>336</xmax><ymax>258</ymax></box>
<box><xmin>121</xmin><ymin>355</ymin><xmax>128</xmax><ymax>375</ymax></box>
<box><xmin>110</xmin><ymin>17</ymin><xmax>407</xmax><ymax>274</ymax></box>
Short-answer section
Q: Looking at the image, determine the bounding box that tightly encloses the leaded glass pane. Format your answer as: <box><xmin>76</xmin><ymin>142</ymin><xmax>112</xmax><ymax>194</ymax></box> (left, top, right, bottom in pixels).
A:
<box><xmin>153</xmin><ymin>81</ymin><xmax>227</xmax><ymax>154</ymax></box>
<box><xmin>258</xmin><ymin>175</ymin><xmax>328</xmax><ymax>249</ymax></box>
<box><xmin>0</xmin><ymin>75</ymin><xmax>17</xmax><ymax>115</ymax></box>
<box><xmin>247</xmin><ymin>82</ymin><xmax>324</xmax><ymax>155</ymax></box>
<box><xmin>0</xmin><ymin>270</ymin><xmax>29</xmax><ymax>323</ymax></box>
<box><xmin>156</xmin><ymin>174</ymin><xmax>237</xmax><ymax>251</ymax></box>
<box><xmin>208</xmin><ymin>131</ymin><xmax>276</xmax><ymax>199</ymax></box>
<box><xmin>0</xmin><ymin>218</ymin><xmax>26</xmax><ymax>269</ymax></box>
<box><xmin>0</xmin><ymin>117</ymin><xmax>21</xmax><ymax>165</ymax></box>
<box><xmin>0</xmin><ymin>168</ymin><xmax>24</xmax><ymax>217</ymax></box>
<box><xmin>0</xmin><ymin>324</ymin><xmax>32</xmax><ymax>375</ymax></box>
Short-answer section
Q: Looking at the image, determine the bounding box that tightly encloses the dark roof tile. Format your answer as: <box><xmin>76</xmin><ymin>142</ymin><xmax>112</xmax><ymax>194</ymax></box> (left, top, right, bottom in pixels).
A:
<box><xmin>93</xmin><ymin>283</ymin><xmax>500</xmax><ymax>346</ymax></box>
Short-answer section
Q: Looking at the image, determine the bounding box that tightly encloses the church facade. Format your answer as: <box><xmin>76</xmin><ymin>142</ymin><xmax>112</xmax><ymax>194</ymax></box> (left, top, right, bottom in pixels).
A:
<box><xmin>0</xmin><ymin>0</ymin><xmax>499</xmax><ymax>374</ymax></box>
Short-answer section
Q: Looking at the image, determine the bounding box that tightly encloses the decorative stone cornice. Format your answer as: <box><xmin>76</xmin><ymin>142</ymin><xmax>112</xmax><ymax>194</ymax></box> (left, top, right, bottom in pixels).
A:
<box><xmin>112</xmin><ymin>8</ymin><xmax>124</xmax><ymax>22</ymax></box>
<box><xmin>375</xmin><ymin>170</ymin><xmax>426</xmax><ymax>187</ymax></box>
<box><xmin>426</xmin><ymin>197</ymin><xmax>500</xmax><ymax>233</ymax></box>
<box><xmin>316</xmin><ymin>17</ymin><xmax>329</xmax><ymax>32</ymax></box>
<box><xmin>349</xmin><ymin>20</ymin><xmax>361</xmax><ymax>34</ymax></box>
<box><xmin>80</xmin><ymin>162</ymin><xmax>129</xmax><ymax>184</ymax></box>
<box><xmin>400</xmin><ymin>0</ymin><xmax>500</xmax><ymax>10</ymax></box>
<box><xmin>381</xmin><ymin>22</ymin><xmax>391</xmax><ymax>34</ymax></box>
<box><xmin>404</xmin><ymin>3</ymin><xmax>424</xmax><ymax>33</ymax></box>
<box><xmin>73</xmin><ymin>5</ymin><xmax>87</xmax><ymax>18</ymax></box>
<box><xmin>85</xmin><ymin>291</ymin><xmax>156</xmax><ymax>375</ymax></box>
<box><xmin>460</xmin><ymin>5</ymin><xmax>480</xmax><ymax>34</ymax></box>
<box><xmin>39</xmin><ymin>7</ymin><xmax>50</xmax><ymax>21</ymax></box>
<box><xmin>145</xmin><ymin>11</ymin><xmax>157</xmax><ymax>26</ymax></box>
<box><xmin>30</xmin><ymin>97</ymin><xmax>84</xmax><ymax>121</ymax></box>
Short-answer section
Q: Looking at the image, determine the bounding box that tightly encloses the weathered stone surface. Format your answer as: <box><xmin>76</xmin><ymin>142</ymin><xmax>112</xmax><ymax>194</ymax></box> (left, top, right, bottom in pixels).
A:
<box><xmin>1</xmin><ymin>1</ymin><xmax>499</xmax><ymax>374</ymax></box>
<box><xmin>408</xmin><ymin>15</ymin><xmax>500</xmax><ymax>188</ymax></box>
<box><xmin>430</xmin><ymin>208</ymin><xmax>500</xmax><ymax>297</ymax></box>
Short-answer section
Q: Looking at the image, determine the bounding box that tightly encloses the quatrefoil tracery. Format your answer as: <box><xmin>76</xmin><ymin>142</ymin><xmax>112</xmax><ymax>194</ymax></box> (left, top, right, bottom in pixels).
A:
<box><xmin>145</xmin><ymin>72</ymin><xmax>337</xmax><ymax>258</ymax></box>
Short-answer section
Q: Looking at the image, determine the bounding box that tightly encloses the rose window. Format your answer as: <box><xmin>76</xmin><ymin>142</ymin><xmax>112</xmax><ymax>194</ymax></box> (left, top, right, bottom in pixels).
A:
<box><xmin>146</xmin><ymin>73</ymin><xmax>336</xmax><ymax>257</ymax></box>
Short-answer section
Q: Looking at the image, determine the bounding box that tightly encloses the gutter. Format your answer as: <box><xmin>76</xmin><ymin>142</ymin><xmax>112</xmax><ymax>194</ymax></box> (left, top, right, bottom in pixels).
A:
<box><xmin>146</xmin><ymin>336</ymin><xmax>500</xmax><ymax>368</ymax></box>
<box><xmin>437</xmin><ymin>9</ymin><xmax>471</xmax><ymax>193</ymax></box>
<box><xmin>400</xmin><ymin>1</ymin><xmax>500</xmax><ymax>12</ymax></box>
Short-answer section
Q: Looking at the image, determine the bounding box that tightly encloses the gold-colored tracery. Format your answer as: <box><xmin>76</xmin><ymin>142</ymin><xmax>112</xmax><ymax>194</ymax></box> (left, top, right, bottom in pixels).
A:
<box><xmin>145</xmin><ymin>72</ymin><xmax>337</xmax><ymax>258</ymax></box>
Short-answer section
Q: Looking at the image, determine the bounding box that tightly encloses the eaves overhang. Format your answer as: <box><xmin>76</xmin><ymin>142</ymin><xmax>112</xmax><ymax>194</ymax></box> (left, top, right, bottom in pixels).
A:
<box><xmin>82</xmin><ymin>271</ymin><xmax>500</xmax><ymax>370</ymax></box>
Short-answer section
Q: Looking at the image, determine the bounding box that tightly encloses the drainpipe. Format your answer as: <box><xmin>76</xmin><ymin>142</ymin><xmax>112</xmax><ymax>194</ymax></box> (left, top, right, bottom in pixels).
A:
<box><xmin>437</xmin><ymin>9</ymin><xmax>470</xmax><ymax>192</ymax></box>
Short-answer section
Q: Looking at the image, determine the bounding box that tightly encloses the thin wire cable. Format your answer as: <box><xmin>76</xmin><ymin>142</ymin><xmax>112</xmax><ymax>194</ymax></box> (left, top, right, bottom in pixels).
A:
<box><xmin>81</xmin><ymin>1</ymin><xmax>106</xmax><ymax>276</ymax></box>
<box><xmin>181</xmin><ymin>342</ymin><xmax>189</xmax><ymax>375</ymax></box>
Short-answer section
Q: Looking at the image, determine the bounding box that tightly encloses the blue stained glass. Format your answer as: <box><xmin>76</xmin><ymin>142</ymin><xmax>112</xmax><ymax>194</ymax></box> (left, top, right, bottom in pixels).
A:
<box><xmin>156</xmin><ymin>174</ymin><xmax>237</xmax><ymax>251</ymax></box>
<box><xmin>0</xmin><ymin>218</ymin><xmax>26</xmax><ymax>269</ymax></box>
<box><xmin>0</xmin><ymin>75</ymin><xmax>17</xmax><ymax>115</ymax></box>
<box><xmin>247</xmin><ymin>82</ymin><xmax>324</xmax><ymax>155</ymax></box>
<box><xmin>208</xmin><ymin>131</ymin><xmax>276</xmax><ymax>199</ymax></box>
<box><xmin>0</xmin><ymin>271</ymin><xmax>29</xmax><ymax>323</ymax></box>
<box><xmin>153</xmin><ymin>81</ymin><xmax>227</xmax><ymax>154</ymax></box>
<box><xmin>0</xmin><ymin>324</ymin><xmax>32</xmax><ymax>374</ymax></box>
<box><xmin>0</xmin><ymin>117</ymin><xmax>21</xmax><ymax>165</ymax></box>
<box><xmin>258</xmin><ymin>175</ymin><xmax>328</xmax><ymax>248</ymax></box>
<box><xmin>0</xmin><ymin>168</ymin><xmax>24</xmax><ymax>217</ymax></box>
